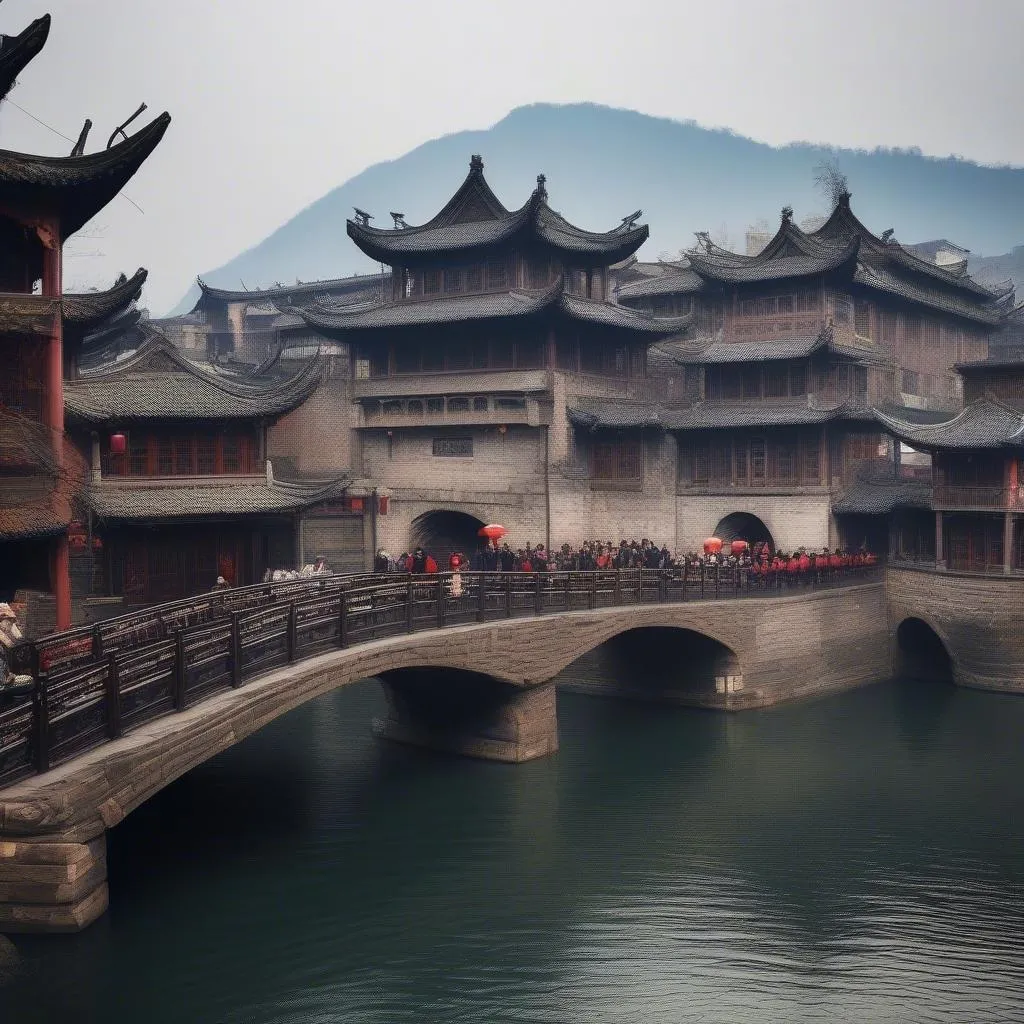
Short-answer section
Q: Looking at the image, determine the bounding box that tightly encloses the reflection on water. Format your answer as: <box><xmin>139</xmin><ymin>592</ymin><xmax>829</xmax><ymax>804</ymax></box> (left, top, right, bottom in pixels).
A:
<box><xmin>3</xmin><ymin>678</ymin><xmax>1024</xmax><ymax>1024</ymax></box>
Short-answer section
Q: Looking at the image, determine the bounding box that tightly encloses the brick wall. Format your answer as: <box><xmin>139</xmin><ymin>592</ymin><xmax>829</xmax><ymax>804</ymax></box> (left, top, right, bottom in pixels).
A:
<box><xmin>267</xmin><ymin>354</ymin><xmax>355</xmax><ymax>476</ymax></box>
<box><xmin>675</xmin><ymin>494</ymin><xmax>833</xmax><ymax>553</ymax></box>
<box><xmin>887</xmin><ymin>567</ymin><xmax>1024</xmax><ymax>693</ymax></box>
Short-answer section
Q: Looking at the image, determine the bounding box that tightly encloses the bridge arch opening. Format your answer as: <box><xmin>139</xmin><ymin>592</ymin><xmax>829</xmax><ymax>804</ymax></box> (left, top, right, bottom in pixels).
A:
<box><xmin>409</xmin><ymin>510</ymin><xmax>486</xmax><ymax>566</ymax></box>
<box><xmin>896</xmin><ymin>618</ymin><xmax>954</xmax><ymax>684</ymax></box>
<box><xmin>556</xmin><ymin>626</ymin><xmax>743</xmax><ymax>705</ymax></box>
<box><xmin>713</xmin><ymin>512</ymin><xmax>774</xmax><ymax>550</ymax></box>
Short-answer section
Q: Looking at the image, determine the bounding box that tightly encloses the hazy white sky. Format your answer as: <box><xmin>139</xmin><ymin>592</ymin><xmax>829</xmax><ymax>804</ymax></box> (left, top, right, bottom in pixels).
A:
<box><xmin>1</xmin><ymin>0</ymin><xmax>1021</xmax><ymax>313</ymax></box>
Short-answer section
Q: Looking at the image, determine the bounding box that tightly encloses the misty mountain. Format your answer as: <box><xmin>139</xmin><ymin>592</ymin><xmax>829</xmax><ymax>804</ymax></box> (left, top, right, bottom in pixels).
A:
<box><xmin>167</xmin><ymin>103</ymin><xmax>1024</xmax><ymax>316</ymax></box>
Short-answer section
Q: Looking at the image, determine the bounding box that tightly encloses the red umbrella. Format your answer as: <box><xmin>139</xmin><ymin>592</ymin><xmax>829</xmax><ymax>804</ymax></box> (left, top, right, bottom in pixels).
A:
<box><xmin>478</xmin><ymin>524</ymin><xmax>507</xmax><ymax>548</ymax></box>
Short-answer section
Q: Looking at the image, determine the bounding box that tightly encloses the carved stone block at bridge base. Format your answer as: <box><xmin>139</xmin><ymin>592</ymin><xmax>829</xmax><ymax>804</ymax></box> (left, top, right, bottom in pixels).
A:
<box><xmin>0</xmin><ymin>836</ymin><xmax>108</xmax><ymax>934</ymax></box>
<box><xmin>375</xmin><ymin>672</ymin><xmax>558</xmax><ymax>763</ymax></box>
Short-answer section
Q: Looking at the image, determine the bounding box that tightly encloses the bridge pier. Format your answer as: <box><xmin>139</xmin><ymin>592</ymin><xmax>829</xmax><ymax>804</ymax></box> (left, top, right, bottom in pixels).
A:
<box><xmin>0</xmin><ymin>836</ymin><xmax>108</xmax><ymax>934</ymax></box>
<box><xmin>375</xmin><ymin>670</ymin><xmax>558</xmax><ymax>762</ymax></box>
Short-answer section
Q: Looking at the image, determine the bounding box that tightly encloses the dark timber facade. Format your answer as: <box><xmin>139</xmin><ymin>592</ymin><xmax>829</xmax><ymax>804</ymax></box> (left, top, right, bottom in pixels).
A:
<box><xmin>0</xmin><ymin>8</ymin><xmax>169</xmax><ymax>632</ymax></box>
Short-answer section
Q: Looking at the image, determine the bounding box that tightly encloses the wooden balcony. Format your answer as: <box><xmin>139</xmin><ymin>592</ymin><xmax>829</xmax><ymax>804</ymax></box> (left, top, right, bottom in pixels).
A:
<box><xmin>352</xmin><ymin>369</ymin><xmax>551</xmax><ymax>400</ymax></box>
<box><xmin>933</xmin><ymin>484</ymin><xmax>1024</xmax><ymax>511</ymax></box>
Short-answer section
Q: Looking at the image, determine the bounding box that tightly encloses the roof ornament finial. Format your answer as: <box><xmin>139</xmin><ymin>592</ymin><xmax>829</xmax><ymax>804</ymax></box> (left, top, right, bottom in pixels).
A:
<box><xmin>470</xmin><ymin>154</ymin><xmax>484</xmax><ymax>172</ymax></box>
<box><xmin>694</xmin><ymin>231</ymin><xmax>711</xmax><ymax>252</ymax></box>
<box><xmin>880</xmin><ymin>228</ymin><xmax>895</xmax><ymax>243</ymax></box>
<box><xmin>105</xmin><ymin>102</ymin><xmax>147</xmax><ymax>150</ymax></box>
<box><xmin>70</xmin><ymin>118</ymin><xmax>92</xmax><ymax>158</ymax></box>
<box><xmin>619</xmin><ymin>210</ymin><xmax>642</xmax><ymax>231</ymax></box>
<box><xmin>536</xmin><ymin>173</ymin><xmax>547</xmax><ymax>200</ymax></box>
<box><xmin>353</xmin><ymin>208</ymin><xmax>372</xmax><ymax>227</ymax></box>
<box><xmin>781</xmin><ymin>205</ymin><xmax>794</xmax><ymax>224</ymax></box>
<box><xmin>390</xmin><ymin>212</ymin><xmax>408</xmax><ymax>230</ymax></box>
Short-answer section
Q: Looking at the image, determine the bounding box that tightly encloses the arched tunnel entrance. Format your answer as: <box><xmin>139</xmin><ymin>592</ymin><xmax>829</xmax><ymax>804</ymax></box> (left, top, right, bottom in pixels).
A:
<box><xmin>409</xmin><ymin>510</ymin><xmax>486</xmax><ymax>566</ymax></box>
<box><xmin>714</xmin><ymin>512</ymin><xmax>774</xmax><ymax>551</ymax></box>
<box><xmin>554</xmin><ymin>627</ymin><xmax>743</xmax><ymax>706</ymax></box>
<box><xmin>896</xmin><ymin>618</ymin><xmax>954</xmax><ymax>684</ymax></box>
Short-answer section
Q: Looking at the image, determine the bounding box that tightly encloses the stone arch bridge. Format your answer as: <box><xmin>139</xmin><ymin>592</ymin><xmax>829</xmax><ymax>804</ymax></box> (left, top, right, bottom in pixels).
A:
<box><xmin>0</xmin><ymin>567</ymin><xmax>889</xmax><ymax>934</ymax></box>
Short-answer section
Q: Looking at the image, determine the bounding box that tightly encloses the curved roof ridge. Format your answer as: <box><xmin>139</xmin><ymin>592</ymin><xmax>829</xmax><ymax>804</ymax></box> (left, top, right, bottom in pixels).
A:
<box><xmin>420</xmin><ymin>155</ymin><xmax>511</xmax><ymax>228</ymax></box>
<box><xmin>687</xmin><ymin>234</ymin><xmax>860</xmax><ymax>284</ymax></box>
<box><xmin>63</xmin><ymin>267</ymin><xmax>147</xmax><ymax>325</ymax></box>
<box><xmin>811</xmin><ymin>193</ymin><xmax>999</xmax><ymax>299</ymax></box>
<box><xmin>0</xmin><ymin>111</ymin><xmax>171</xmax><ymax>238</ymax></box>
<box><xmin>873</xmin><ymin>395</ymin><xmax>1024</xmax><ymax>449</ymax></box>
<box><xmin>0</xmin><ymin>14</ymin><xmax>50</xmax><ymax>102</ymax></box>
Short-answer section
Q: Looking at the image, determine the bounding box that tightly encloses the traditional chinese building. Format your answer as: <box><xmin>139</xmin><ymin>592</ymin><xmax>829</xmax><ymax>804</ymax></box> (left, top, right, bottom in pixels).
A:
<box><xmin>179</xmin><ymin>274</ymin><xmax>388</xmax><ymax>363</ymax></box>
<box><xmin>0</xmin><ymin>8</ymin><xmax>168</xmax><ymax>630</ymax></box>
<box><xmin>615</xmin><ymin>194</ymin><xmax>1014</xmax><ymax>553</ymax></box>
<box><xmin>291</xmin><ymin>155</ymin><xmax>692</xmax><ymax>557</ymax></box>
<box><xmin>61</xmin><ymin>330</ymin><xmax>354</xmax><ymax>606</ymax></box>
<box><xmin>876</xmin><ymin>352</ymin><xmax>1024</xmax><ymax>575</ymax></box>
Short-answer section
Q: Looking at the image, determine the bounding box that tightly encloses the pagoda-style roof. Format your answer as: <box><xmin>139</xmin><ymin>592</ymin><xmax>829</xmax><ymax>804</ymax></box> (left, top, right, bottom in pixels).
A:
<box><xmin>0</xmin><ymin>111</ymin><xmax>171</xmax><ymax>239</ymax></box>
<box><xmin>676</xmin><ymin>195</ymin><xmax>1011</xmax><ymax>325</ymax></box>
<box><xmin>955</xmin><ymin>350</ymin><xmax>1024</xmax><ymax>372</ymax></box>
<box><xmin>191</xmin><ymin>272</ymin><xmax>387</xmax><ymax>312</ymax></box>
<box><xmin>613</xmin><ymin>262</ymin><xmax>705</xmax><ymax>301</ymax></box>
<box><xmin>298</xmin><ymin>274</ymin><xmax>692</xmax><ymax>338</ymax></box>
<box><xmin>0</xmin><ymin>14</ymin><xmax>49</xmax><ymax>103</ymax></box>
<box><xmin>87</xmin><ymin>475</ymin><xmax>351</xmax><ymax>523</ymax></box>
<box><xmin>64</xmin><ymin>332</ymin><xmax>323</xmax><ymax>424</ymax></box>
<box><xmin>0</xmin><ymin>409</ymin><xmax>87</xmax><ymax>540</ymax></box>
<box><xmin>0</xmin><ymin>293</ymin><xmax>58</xmax><ymax>334</ymax></box>
<box><xmin>666</xmin><ymin>323</ymin><xmax>881</xmax><ymax>366</ymax></box>
<box><xmin>345</xmin><ymin>155</ymin><xmax>649</xmax><ymax>268</ymax></box>
<box><xmin>662</xmin><ymin>398</ymin><xmax>871</xmax><ymax>431</ymax></box>
<box><xmin>874</xmin><ymin>397</ymin><xmax>1024</xmax><ymax>450</ymax></box>
<box><xmin>63</xmin><ymin>268</ymin><xmax>148</xmax><ymax>328</ymax></box>
<box><xmin>832</xmin><ymin>460</ymin><xmax>933</xmax><ymax>515</ymax></box>
<box><xmin>687</xmin><ymin>229</ymin><xmax>861</xmax><ymax>285</ymax></box>
<box><xmin>567</xmin><ymin>401</ymin><xmax>664</xmax><ymax>431</ymax></box>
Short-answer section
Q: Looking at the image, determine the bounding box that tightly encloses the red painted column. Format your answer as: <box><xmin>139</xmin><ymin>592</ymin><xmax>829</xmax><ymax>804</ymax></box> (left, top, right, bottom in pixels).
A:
<box><xmin>41</xmin><ymin>219</ymin><xmax>71</xmax><ymax>631</ymax></box>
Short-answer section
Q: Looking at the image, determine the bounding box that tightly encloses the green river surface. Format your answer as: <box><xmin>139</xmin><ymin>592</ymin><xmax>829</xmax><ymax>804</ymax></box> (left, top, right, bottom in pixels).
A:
<box><xmin>2</xmin><ymin>677</ymin><xmax>1023</xmax><ymax>1023</ymax></box>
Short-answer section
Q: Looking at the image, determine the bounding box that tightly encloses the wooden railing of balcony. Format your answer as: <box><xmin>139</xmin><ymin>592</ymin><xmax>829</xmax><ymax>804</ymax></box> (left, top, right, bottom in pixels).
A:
<box><xmin>0</xmin><ymin>565</ymin><xmax>880</xmax><ymax>789</ymax></box>
<box><xmin>933</xmin><ymin>485</ymin><xmax>1024</xmax><ymax>510</ymax></box>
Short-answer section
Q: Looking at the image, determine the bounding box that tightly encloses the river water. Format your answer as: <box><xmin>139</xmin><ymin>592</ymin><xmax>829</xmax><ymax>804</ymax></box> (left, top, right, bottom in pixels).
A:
<box><xmin>2</xmin><ymin>678</ymin><xmax>1024</xmax><ymax>1023</ymax></box>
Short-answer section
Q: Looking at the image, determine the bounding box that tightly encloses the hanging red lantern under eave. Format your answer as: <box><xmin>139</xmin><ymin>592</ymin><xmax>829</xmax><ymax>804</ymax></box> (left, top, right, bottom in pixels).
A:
<box><xmin>68</xmin><ymin>520</ymin><xmax>87</xmax><ymax>549</ymax></box>
<box><xmin>730</xmin><ymin>540</ymin><xmax>749</xmax><ymax>556</ymax></box>
<box><xmin>378</xmin><ymin>496</ymin><xmax>388</xmax><ymax>516</ymax></box>
<box><xmin>703</xmin><ymin>536</ymin><xmax>723</xmax><ymax>555</ymax></box>
<box><xmin>110</xmin><ymin>433</ymin><xmax>127</xmax><ymax>455</ymax></box>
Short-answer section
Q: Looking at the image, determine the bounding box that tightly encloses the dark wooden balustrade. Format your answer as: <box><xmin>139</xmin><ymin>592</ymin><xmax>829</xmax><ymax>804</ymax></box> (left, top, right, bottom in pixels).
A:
<box><xmin>0</xmin><ymin>564</ymin><xmax>880</xmax><ymax>789</ymax></box>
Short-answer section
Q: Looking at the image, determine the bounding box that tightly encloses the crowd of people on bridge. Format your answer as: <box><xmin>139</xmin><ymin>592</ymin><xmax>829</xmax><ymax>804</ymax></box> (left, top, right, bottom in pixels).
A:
<box><xmin>373</xmin><ymin>538</ymin><xmax>878</xmax><ymax>579</ymax></box>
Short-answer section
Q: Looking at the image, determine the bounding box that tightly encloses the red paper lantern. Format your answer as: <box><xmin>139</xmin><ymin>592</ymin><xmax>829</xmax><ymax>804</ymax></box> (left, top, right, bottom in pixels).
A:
<box><xmin>478</xmin><ymin>524</ymin><xmax>507</xmax><ymax>548</ymax></box>
<box><xmin>110</xmin><ymin>433</ymin><xmax>127</xmax><ymax>455</ymax></box>
<box><xmin>378</xmin><ymin>496</ymin><xmax>388</xmax><ymax>516</ymax></box>
<box><xmin>703</xmin><ymin>537</ymin><xmax>723</xmax><ymax>555</ymax></box>
<box><xmin>730</xmin><ymin>540</ymin><xmax>749</xmax><ymax>556</ymax></box>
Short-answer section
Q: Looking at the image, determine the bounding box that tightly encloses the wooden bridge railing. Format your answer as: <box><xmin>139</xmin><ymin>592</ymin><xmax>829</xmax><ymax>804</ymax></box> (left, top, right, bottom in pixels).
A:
<box><xmin>0</xmin><ymin>564</ymin><xmax>880</xmax><ymax>789</ymax></box>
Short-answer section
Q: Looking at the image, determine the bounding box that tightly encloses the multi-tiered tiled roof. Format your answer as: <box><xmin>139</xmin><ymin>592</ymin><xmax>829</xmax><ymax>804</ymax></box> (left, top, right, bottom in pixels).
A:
<box><xmin>345</xmin><ymin>155</ymin><xmax>649</xmax><ymax>268</ymax></box>
<box><xmin>64</xmin><ymin>332</ymin><xmax>324</xmax><ymax>423</ymax></box>
<box><xmin>618</xmin><ymin>195</ymin><xmax>1015</xmax><ymax>327</ymax></box>
<box><xmin>875</xmin><ymin>398</ymin><xmax>1024</xmax><ymax>450</ymax></box>
<box><xmin>300</xmin><ymin>274</ymin><xmax>692</xmax><ymax>337</ymax></box>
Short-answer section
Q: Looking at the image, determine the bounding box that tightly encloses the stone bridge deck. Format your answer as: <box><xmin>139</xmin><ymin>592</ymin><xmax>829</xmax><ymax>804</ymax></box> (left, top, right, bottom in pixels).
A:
<box><xmin>0</xmin><ymin>568</ymin><xmax>889</xmax><ymax>934</ymax></box>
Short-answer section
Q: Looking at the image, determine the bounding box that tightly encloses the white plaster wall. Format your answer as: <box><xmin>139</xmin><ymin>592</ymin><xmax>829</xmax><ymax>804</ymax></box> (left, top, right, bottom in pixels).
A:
<box><xmin>675</xmin><ymin>494</ymin><xmax>832</xmax><ymax>553</ymax></box>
